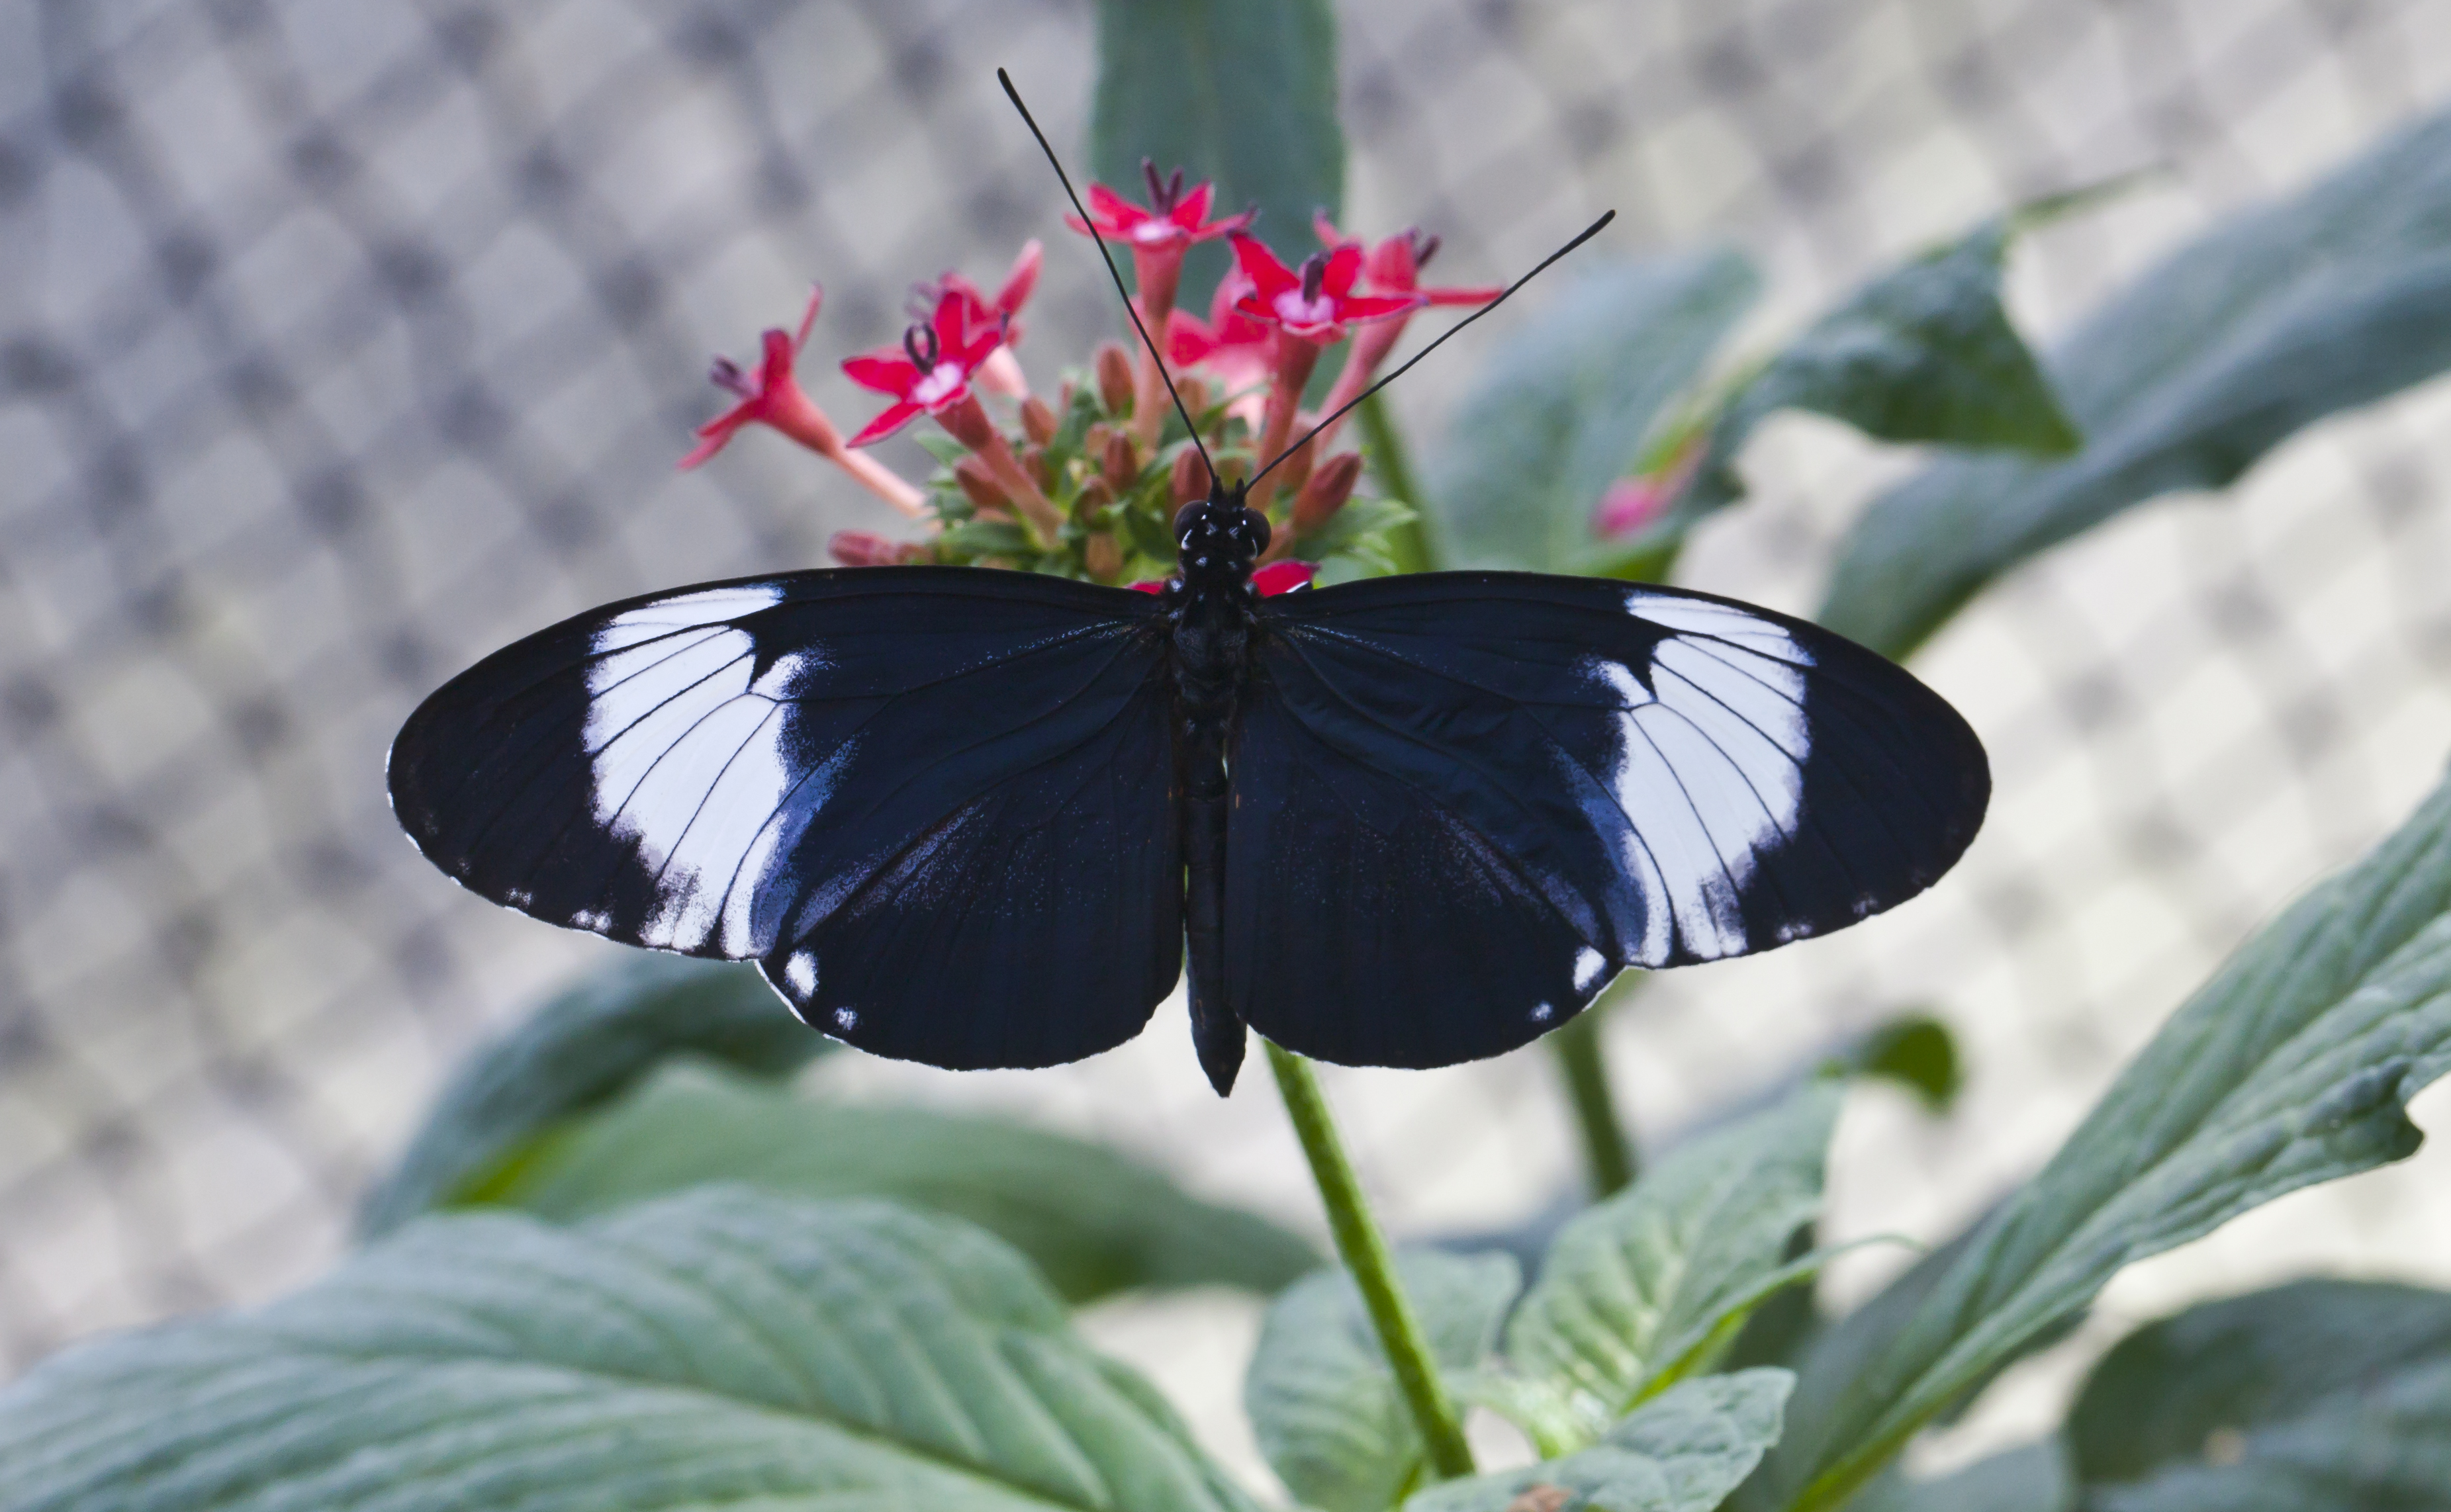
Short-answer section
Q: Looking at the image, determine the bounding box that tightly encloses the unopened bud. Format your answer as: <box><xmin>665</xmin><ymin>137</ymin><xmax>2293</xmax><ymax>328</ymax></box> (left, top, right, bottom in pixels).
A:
<box><xmin>1292</xmin><ymin>451</ymin><xmax>1364</xmax><ymax>537</ymax></box>
<box><xmin>1020</xmin><ymin>394</ymin><xmax>1059</xmax><ymax>445</ymax></box>
<box><xmin>1174</xmin><ymin>375</ymin><xmax>1211</xmax><ymax>420</ymax></box>
<box><xmin>829</xmin><ymin>529</ymin><xmax>922</xmax><ymax>568</ymax></box>
<box><xmin>1171</xmin><ymin>445</ymin><xmax>1212</xmax><ymax>504</ymax></box>
<box><xmin>953</xmin><ymin>455</ymin><xmax>1011</xmax><ymax>516</ymax></box>
<box><xmin>934</xmin><ymin>395</ymin><xmax>997</xmax><ymax>452</ymax></box>
<box><xmin>1093</xmin><ymin>341</ymin><xmax>1134</xmax><ymax>414</ymax></box>
<box><xmin>1073</xmin><ymin>474</ymin><xmax>1115</xmax><ymax>522</ymax></box>
<box><xmin>1025</xmin><ymin>444</ymin><xmax>1056</xmax><ymax>492</ymax></box>
<box><xmin>1085</xmin><ymin>531</ymin><xmax>1123</xmax><ymax>582</ymax></box>
<box><xmin>1103</xmin><ymin>429</ymin><xmax>1140</xmax><ymax>490</ymax></box>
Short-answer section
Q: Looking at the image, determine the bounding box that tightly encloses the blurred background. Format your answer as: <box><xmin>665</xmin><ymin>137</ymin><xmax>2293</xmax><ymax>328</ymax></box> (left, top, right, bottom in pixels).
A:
<box><xmin>4</xmin><ymin>0</ymin><xmax>2449</xmax><ymax>1488</ymax></box>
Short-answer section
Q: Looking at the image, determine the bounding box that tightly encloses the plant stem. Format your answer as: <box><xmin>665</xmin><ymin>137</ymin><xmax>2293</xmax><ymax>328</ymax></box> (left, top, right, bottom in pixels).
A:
<box><xmin>1265</xmin><ymin>1042</ymin><xmax>1476</xmax><ymax>1480</ymax></box>
<box><xmin>1354</xmin><ymin>390</ymin><xmax>1433</xmax><ymax>573</ymax></box>
<box><xmin>1552</xmin><ymin>974</ymin><xmax>1645</xmax><ymax>1196</ymax></box>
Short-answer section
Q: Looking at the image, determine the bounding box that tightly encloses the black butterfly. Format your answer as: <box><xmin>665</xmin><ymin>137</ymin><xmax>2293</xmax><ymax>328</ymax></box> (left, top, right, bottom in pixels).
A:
<box><xmin>389</xmin><ymin>480</ymin><xmax>1987</xmax><ymax>1095</ymax></box>
<box><xmin>389</xmin><ymin>71</ymin><xmax>1988</xmax><ymax>1095</ymax></box>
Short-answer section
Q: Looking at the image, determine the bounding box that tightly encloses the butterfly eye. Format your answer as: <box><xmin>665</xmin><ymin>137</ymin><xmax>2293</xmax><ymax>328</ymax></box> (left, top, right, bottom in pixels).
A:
<box><xmin>1174</xmin><ymin>502</ymin><xmax>1203</xmax><ymax>536</ymax></box>
<box><xmin>1242</xmin><ymin>509</ymin><xmax>1272</xmax><ymax>555</ymax></box>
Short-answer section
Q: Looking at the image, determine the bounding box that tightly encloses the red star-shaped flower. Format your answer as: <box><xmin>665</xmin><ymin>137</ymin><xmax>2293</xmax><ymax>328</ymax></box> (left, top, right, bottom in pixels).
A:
<box><xmin>1066</xmin><ymin>162</ymin><xmax>1254</xmax><ymax>249</ymax></box>
<box><xmin>679</xmin><ymin>287</ymin><xmax>838</xmax><ymax>470</ymax></box>
<box><xmin>1166</xmin><ymin>271</ymin><xmax>1273</xmax><ymax>395</ymax></box>
<box><xmin>1228</xmin><ymin>234</ymin><xmax>1424</xmax><ymax>345</ymax></box>
<box><xmin>1313</xmin><ymin>213</ymin><xmax>1505</xmax><ymax>309</ymax></box>
<box><xmin>841</xmin><ymin>290</ymin><xmax>1007</xmax><ymax>447</ymax></box>
<box><xmin>923</xmin><ymin>239</ymin><xmax>1043</xmax><ymax>351</ymax></box>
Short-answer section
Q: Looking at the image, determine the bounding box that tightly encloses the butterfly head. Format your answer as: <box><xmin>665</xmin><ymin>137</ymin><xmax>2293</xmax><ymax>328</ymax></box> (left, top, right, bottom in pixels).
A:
<box><xmin>1170</xmin><ymin>479</ymin><xmax>1271</xmax><ymax>596</ymax></box>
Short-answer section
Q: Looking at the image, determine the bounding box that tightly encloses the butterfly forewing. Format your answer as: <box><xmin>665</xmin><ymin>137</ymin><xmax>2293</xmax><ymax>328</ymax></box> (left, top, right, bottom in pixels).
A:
<box><xmin>389</xmin><ymin>568</ymin><xmax>1184</xmax><ymax>1066</ymax></box>
<box><xmin>1231</xmin><ymin>572</ymin><xmax>1988</xmax><ymax>1067</ymax></box>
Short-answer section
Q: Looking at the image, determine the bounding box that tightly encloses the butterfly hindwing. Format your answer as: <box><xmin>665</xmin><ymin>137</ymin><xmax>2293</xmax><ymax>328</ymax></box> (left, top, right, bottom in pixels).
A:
<box><xmin>1230</xmin><ymin>571</ymin><xmax>1988</xmax><ymax>1067</ymax></box>
<box><xmin>388</xmin><ymin>567</ymin><xmax>1183</xmax><ymax>1067</ymax></box>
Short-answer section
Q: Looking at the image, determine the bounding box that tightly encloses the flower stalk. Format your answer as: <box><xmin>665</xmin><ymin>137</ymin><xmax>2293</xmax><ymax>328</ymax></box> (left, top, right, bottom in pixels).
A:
<box><xmin>1266</xmin><ymin>1042</ymin><xmax>1476</xmax><ymax>1482</ymax></box>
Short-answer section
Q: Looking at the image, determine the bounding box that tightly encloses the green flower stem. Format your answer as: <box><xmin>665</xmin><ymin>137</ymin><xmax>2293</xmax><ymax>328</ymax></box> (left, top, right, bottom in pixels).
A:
<box><xmin>1550</xmin><ymin>993</ymin><xmax>1639</xmax><ymax>1196</ymax></box>
<box><xmin>1265</xmin><ymin>1042</ymin><xmax>1476</xmax><ymax>1481</ymax></box>
<box><xmin>1355</xmin><ymin>391</ymin><xmax>1433</xmax><ymax>573</ymax></box>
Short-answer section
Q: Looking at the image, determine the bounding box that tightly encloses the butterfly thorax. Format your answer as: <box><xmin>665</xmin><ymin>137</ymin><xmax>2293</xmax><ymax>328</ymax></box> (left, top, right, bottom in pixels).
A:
<box><xmin>1162</xmin><ymin>486</ymin><xmax>1267</xmax><ymax>799</ymax></box>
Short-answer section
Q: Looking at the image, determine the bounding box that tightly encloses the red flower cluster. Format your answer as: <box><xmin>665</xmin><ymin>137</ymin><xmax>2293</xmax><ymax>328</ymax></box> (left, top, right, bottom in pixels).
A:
<box><xmin>677</xmin><ymin>163</ymin><xmax>1496</xmax><ymax>576</ymax></box>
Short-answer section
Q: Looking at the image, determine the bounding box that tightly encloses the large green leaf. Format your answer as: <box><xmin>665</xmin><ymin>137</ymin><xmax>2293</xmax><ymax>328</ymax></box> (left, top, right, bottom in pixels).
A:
<box><xmin>0</xmin><ymin>1188</ymin><xmax>1258</xmax><ymax>1512</ymax></box>
<box><xmin>1508</xmin><ymin>1084</ymin><xmax>1842</xmax><ymax>1439</ymax></box>
<box><xmin>358</xmin><ymin>955</ymin><xmax>823</xmax><ymax>1237</ymax></box>
<box><xmin>1850</xmin><ymin>1444</ymin><xmax>2072</xmax><ymax>1512</ymax></box>
<box><xmin>1090</xmin><ymin>0</ymin><xmax>1340</xmax><ymax>304</ymax></box>
<box><xmin>1820</xmin><ymin>105</ymin><xmax>2451</xmax><ymax>660</ymax></box>
<box><xmin>1405</xmin><ymin>1370</ymin><xmax>1796</xmax><ymax>1512</ymax></box>
<box><xmin>1244</xmin><ymin>1249</ymin><xmax>1522</xmax><ymax>1512</ymax></box>
<box><xmin>475</xmin><ymin>1062</ymin><xmax>1317</xmax><ymax>1304</ymax></box>
<box><xmin>2068</xmin><ymin>1279</ymin><xmax>2451</xmax><ymax>1510</ymax></box>
<box><xmin>1667</xmin><ymin>213</ymin><xmax>2080</xmax><ymax>531</ymax></box>
<box><xmin>1425</xmin><ymin>250</ymin><xmax>1760</xmax><ymax>572</ymax></box>
<box><xmin>1753</xmin><ymin>766</ymin><xmax>2451</xmax><ymax>1511</ymax></box>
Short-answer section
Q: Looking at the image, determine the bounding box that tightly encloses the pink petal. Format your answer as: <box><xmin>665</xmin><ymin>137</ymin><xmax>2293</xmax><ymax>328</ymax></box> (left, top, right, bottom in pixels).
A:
<box><xmin>846</xmin><ymin>398</ymin><xmax>925</xmax><ymax>448</ymax></box>
<box><xmin>1230</xmin><ymin>234</ymin><xmax>1299</xmax><ymax>297</ymax></box>
<box><xmin>1319</xmin><ymin>242</ymin><xmax>1364</xmax><ymax>297</ymax></box>
<box><xmin>1172</xmin><ymin>180</ymin><xmax>1214</xmax><ymax>231</ymax></box>
<box><xmin>1336</xmin><ymin>292</ymin><xmax>1430</xmax><ymax>323</ymax></box>
<box><xmin>1423</xmin><ymin>284</ymin><xmax>1504</xmax><ymax>307</ymax></box>
<box><xmin>756</xmin><ymin>326</ymin><xmax>798</xmax><ymax>390</ymax></box>
<box><xmin>1252</xmin><ymin>560</ymin><xmax>1317</xmax><ymax>595</ymax></box>
<box><xmin>1085</xmin><ymin>183</ymin><xmax>1147</xmax><ymax>232</ymax></box>
<box><xmin>1127</xmin><ymin>578</ymin><xmax>1168</xmax><ymax>594</ymax></box>
<box><xmin>1315</xmin><ymin>209</ymin><xmax>1355</xmax><ymax>249</ymax></box>
<box><xmin>792</xmin><ymin>284</ymin><xmax>825</xmax><ymax>348</ymax></box>
<box><xmin>995</xmin><ymin>240</ymin><xmax>1042</xmax><ymax>316</ymax></box>
<box><xmin>842</xmin><ymin>351</ymin><xmax>919</xmax><ymax>397</ymax></box>
<box><xmin>676</xmin><ymin>408</ymin><xmax>751</xmax><ymax>470</ymax></box>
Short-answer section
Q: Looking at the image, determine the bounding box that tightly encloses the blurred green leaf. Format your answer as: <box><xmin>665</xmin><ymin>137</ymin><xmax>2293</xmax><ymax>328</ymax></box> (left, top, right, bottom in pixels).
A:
<box><xmin>1753</xmin><ymin>764</ymin><xmax>2451</xmax><ymax>1512</ymax></box>
<box><xmin>1849</xmin><ymin>1443</ymin><xmax>2073</xmax><ymax>1512</ymax></box>
<box><xmin>1404</xmin><ymin>1370</ymin><xmax>1796</xmax><ymax>1512</ymax></box>
<box><xmin>1839</xmin><ymin>1014</ymin><xmax>1962</xmax><ymax>1113</ymax></box>
<box><xmin>478</xmin><ymin>1063</ymin><xmax>1316</xmax><ymax>1305</ymax></box>
<box><xmin>1091</xmin><ymin>0</ymin><xmax>1341</xmax><ymax>307</ymax></box>
<box><xmin>0</xmin><ymin>1188</ymin><xmax>1260</xmax><ymax>1512</ymax></box>
<box><xmin>358</xmin><ymin>956</ymin><xmax>819</xmax><ymax>1238</ymax></box>
<box><xmin>1821</xmin><ymin>105</ymin><xmax>2451</xmax><ymax>659</ymax></box>
<box><xmin>2068</xmin><ymin>1279</ymin><xmax>2451</xmax><ymax>1510</ymax></box>
<box><xmin>1427</xmin><ymin>250</ymin><xmax>1760</xmax><ymax>572</ymax></box>
<box><xmin>1669</xmin><ymin>209</ymin><xmax>2081</xmax><ymax>531</ymax></box>
<box><xmin>1508</xmin><ymin>1085</ymin><xmax>1842</xmax><ymax>1442</ymax></box>
<box><xmin>1246</xmin><ymin>1249</ymin><xmax>1521</xmax><ymax>1512</ymax></box>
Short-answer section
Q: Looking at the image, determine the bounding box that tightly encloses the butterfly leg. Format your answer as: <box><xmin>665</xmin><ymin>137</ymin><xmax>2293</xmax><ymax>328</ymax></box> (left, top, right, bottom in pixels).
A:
<box><xmin>1183</xmin><ymin>789</ymin><xmax>1245</xmax><ymax>1094</ymax></box>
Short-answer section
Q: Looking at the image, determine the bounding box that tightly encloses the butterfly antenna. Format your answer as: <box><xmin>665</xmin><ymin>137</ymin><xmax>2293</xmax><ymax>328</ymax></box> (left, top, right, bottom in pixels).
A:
<box><xmin>997</xmin><ymin>69</ymin><xmax>1219</xmax><ymax>486</ymax></box>
<box><xmin>1246</xmin><ymin>209</ymin><xmax>1617</xmax><ymax>493</ymax></box>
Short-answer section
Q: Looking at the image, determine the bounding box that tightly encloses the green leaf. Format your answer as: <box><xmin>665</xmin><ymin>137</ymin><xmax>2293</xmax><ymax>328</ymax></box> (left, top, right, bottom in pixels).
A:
<box><xmin>477</xmin><ymin>1063</ymin><xmax>1317</xmax><ymax>1305</ymax></box>
<box><xmin>1508</xmin><ymin>1084</ymin><xmax>1842</xmax><ymax>1441</ymax></box>
<box><xmin>1426</xmin><ymin>250</ymin><xmax>1760</xmax><ymax>572</ymax></box>
<box><xmin>1671</xmin><ymin>209</ymin><xmax>2082</xmax><ymax>529</ymax></box>
<box><xmin>1754</xmin><ymin>764</ymin><xmax>2451</xmax><ymax>1512</ymax></box>
<box><xmin>1301</xmin><ymin>496</ymin><xmax>1420</xmax><ymax>583</ymax></box>
<box><xmin>1821</xmin><ymin>105</ymin><xmax>2451</xmax><ymax>659</ymax></box>
<box><xmin>1838</xmin><ymin>1014</ymin><xmax>1963</xmax><ymax>1113</ymax></box>
<box><xmin>1404</xmin><ymin>1369</ymin><xmax>1796</xmax><ymax>1512</ymax></box>
<box><xmin>1848</xmin><ymin>1443</ymin><xmax>2073</xmax><ymax>1512</ymax></box>
<box><xmin>1090</xmin><ymin>0</ymin><xmax>1341</xmax><ymax>306</ymax></box>
<box><xmin>357</xmin><ymin>956</ymin><xmax>823</xmax><ymax>1238</ymax></box>
<box><xmin>2068</xmin><ymin>1279</ymin><xmax>2451</xmax><ymax>1509</ymax></box>
<box><xmin>0</xmin><ymin>1188</ymin><xmax>1259</xmax><ymax>1512</ymax></box>
<box><xmin>1245</xmin><ymin>1249</ymin><xmax>1521</xmax><ymax>1512</ymax></box>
